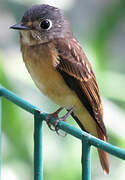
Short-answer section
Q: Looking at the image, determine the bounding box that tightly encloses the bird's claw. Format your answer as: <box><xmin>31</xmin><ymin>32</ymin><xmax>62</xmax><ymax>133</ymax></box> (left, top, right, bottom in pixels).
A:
<box><xmin>46</xmin><ymin>107</ymin><xmax>63</xmax><ymax>132</ymax></box>
<box><xmin>46</xmin><ymin>107</ymin><xmax>74</xmax><ymax>136</ymax></box>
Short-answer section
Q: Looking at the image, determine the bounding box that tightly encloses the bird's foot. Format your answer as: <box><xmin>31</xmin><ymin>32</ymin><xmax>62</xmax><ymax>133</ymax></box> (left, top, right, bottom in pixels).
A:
<box><xmin>46</xmin><ymin>107</ymin><xmax>74</xmax><ymax>136</ymax></box>
<box><xmin>46</xmin><ymin>107</ymin><xmax>63</xmax><ymax>131</ymax></box>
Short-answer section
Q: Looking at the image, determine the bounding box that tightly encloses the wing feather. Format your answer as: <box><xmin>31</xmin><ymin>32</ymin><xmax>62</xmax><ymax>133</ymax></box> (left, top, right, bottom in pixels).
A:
<box><xmin>53</xmin><ymin>38</ymin><xmax>106</xmax><ymax>137</ymax></box>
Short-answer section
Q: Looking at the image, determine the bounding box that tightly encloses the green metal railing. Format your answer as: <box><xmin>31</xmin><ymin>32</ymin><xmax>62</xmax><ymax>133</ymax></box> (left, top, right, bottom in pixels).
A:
<box><xmin>0</xmin><ymin>86</ymin><xmax>125</xmax><ymax>180</ymax></box>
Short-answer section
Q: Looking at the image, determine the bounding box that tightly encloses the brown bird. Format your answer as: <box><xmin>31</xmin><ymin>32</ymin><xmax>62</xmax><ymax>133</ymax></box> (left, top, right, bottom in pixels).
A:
<box><xmin>10</xmin><ymin>4</ymin><xmax>109</xmax><ymax>174</ymax></box>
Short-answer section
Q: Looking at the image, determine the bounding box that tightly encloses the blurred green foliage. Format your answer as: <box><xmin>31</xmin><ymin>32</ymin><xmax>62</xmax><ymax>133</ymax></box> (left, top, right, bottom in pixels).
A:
<box><xmin>0</xmin><ymin>60</ymin><xmax>32</xmax><ymax>166</ymax></box>
<box><xmin>93</xmin><ymin>0</ymin><xmax>125</xmax><ymax>70</ymax></box>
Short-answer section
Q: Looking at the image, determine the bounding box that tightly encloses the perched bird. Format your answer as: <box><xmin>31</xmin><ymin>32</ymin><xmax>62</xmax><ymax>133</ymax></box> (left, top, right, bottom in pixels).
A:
<box><xmin>10</xmin><ymin>4</ymin><xmax>109</xmax><ymax>174</ymax></box>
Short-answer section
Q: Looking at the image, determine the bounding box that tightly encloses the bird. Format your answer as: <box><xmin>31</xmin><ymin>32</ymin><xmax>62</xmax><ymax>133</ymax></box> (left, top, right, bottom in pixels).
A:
<box><xmin>10</xmin><ymin>4</ymin><xmax>109</xmax><ymax>174</ymax></box>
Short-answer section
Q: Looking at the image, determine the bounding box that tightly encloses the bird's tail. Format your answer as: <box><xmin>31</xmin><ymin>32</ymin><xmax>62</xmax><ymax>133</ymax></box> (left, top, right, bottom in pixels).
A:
<box><xmin>96</xmin><ymin>125</ymin><xmax>109</xmax><ymax>174</ymax></box>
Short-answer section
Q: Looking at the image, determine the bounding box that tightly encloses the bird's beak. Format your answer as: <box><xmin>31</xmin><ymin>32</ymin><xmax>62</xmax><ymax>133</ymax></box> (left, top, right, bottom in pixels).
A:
<box><xmin>10</xmin><ymin>23</ymin><xmax>31</xmax><ymax>30</ymax></box>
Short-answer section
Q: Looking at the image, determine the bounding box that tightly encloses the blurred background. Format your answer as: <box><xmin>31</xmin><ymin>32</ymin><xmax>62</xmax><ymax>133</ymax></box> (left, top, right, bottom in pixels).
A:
<box><xmin>0</xmin><ymin>0</ymin><xmax>125</xmax><ymax>179</ymax></box>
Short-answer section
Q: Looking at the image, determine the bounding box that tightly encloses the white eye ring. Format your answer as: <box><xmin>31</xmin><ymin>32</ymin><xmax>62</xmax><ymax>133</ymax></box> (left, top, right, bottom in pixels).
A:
<box><xmin>40</xmin><ymin>19</ymin><xmax>52</xmax><ymax>30</ymax></box>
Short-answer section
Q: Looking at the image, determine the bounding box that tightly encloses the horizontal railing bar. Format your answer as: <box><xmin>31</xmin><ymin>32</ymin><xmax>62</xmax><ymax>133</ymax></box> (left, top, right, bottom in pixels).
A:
<box><xmin>0</xmin><ymin>86</ymin><xmax>39</xmax><ymax>114</ymax></box>
<box><xmin>89</xmin><ymin>136</ymin><xmax>125</xmax><ymax>160</ymax></box>
<box><xmin>0</xmin><ymin>86</ymin><xmax>125</xmax><ymax>161</ymax></box>
<box><xmin>42</xmin><ymin>116</ymin><xmax>125</xmax><ymax>161</ymax></box>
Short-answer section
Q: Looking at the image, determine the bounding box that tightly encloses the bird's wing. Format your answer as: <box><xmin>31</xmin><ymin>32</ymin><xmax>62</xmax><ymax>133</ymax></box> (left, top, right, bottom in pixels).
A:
<box><xmin>53</xmin><ymin>38</ymin><xmax>107</xmax><ymax>137</ymax></box>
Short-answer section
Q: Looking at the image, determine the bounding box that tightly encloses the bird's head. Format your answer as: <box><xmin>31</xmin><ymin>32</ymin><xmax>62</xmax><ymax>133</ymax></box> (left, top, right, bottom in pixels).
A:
<box><xmin>10</xmin><ymin>4</ymin><xmax>72</xmax><ymax>45</ymax></box>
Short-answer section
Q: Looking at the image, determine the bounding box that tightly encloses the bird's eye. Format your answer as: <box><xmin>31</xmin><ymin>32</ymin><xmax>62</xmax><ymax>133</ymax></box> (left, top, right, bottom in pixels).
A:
<box><xmin>40</xmin><ymin>19</ymin><xmax>52</xmax><ymax>30</ymax></box>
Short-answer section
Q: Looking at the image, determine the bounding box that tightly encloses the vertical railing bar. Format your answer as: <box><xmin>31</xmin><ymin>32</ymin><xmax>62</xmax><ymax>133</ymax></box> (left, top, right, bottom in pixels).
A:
<box><xmin>82</xmin><ymin>137</ymin><xmax>91</xmax><ymax>180</ymax></box>
<box><xmin>0</xmin><ymin>98</ymin><xmax>1</xmax><ymax>180</ymax></box>
<box><xmin>34</xmin><ymin>110</ymin><xmax>43</xmax><ymax>180</ymax></box>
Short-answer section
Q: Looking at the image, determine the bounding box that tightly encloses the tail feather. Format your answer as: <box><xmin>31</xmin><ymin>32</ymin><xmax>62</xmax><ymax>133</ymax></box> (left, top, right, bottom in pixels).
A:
<box><xmin>71</xmin><ymin>112</ymin><xmax>109</xmax><ymax>174</ymax></box>
<box><xmin>98</xmin><ymin>149</ymin><xmax>109</xmax><ymax>174</ymax></box>
<box><xmin>96</xmin><ymin>125</ymin><xmax>109</xmax><ymax>174</ymax></box>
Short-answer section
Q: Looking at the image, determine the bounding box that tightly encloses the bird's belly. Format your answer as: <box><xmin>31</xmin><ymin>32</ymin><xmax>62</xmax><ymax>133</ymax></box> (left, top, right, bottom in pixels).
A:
<box><xmin>24</xmin><ymin>56</ymin><xmax>78</xmax><ymax>109</ymax></box>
